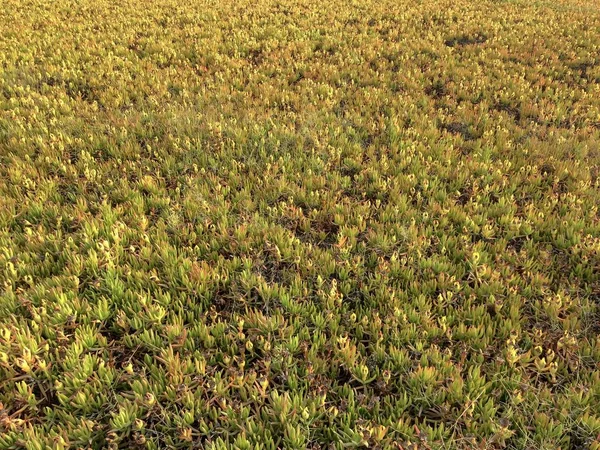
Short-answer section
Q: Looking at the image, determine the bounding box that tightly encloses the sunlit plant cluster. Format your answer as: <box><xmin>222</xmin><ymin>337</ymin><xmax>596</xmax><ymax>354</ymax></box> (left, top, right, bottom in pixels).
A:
<box><xmin>1</xmin><ymin>0</ymin><xmax>599</xmax><ymax>448</ymax></box>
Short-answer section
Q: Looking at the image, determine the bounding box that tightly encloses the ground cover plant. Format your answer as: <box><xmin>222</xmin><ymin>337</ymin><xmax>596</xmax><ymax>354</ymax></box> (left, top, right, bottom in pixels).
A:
<box><xmin>1</xmin><ymin>0</ymin><xmax>600</xmax><ymax>448</ymax></box>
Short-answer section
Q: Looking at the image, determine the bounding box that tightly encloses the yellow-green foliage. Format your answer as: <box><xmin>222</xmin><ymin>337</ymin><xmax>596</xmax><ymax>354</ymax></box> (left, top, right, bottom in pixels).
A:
<box><xmin>1</xmin><ymin>0</ymin><xmax>600</xmax><ymax>448</ymax></box>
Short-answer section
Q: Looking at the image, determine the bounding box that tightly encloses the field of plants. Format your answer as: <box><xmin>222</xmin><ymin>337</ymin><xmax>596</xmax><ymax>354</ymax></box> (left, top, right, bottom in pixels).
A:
<box><xmin>1</xmin><ymin>0</ymin><xmax>600</xmax><ymax>448</ymax></box>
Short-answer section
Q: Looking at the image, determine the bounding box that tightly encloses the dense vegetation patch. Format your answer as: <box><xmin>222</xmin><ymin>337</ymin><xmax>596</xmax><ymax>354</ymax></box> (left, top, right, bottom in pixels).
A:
<box><xmin>1</xmin><ymin>0</ymin><xmax>599</xmax><ymax>448</ymax></box>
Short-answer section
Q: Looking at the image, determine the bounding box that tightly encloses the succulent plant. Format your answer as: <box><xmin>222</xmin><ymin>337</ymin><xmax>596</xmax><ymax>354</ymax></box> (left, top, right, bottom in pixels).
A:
<box><xmin>1</xmin><ymin>0</ymin><xmax>599</xmax><ymax>448</ymax></box>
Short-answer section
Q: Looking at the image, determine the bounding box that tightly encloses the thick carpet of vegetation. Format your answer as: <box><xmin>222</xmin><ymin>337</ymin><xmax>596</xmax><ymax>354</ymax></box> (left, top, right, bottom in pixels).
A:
<box><xmin>1</xmin><ymin>0</ymin><xmax>600</xmax><ymax>448</ymax></box>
